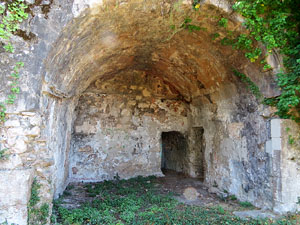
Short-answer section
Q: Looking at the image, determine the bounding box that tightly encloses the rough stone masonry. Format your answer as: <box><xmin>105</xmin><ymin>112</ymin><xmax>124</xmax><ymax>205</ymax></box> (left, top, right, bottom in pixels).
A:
<box><xmin>0</xmin><ymin>0</ymin><xmax>299</xmax><ymax>224</ymax></box>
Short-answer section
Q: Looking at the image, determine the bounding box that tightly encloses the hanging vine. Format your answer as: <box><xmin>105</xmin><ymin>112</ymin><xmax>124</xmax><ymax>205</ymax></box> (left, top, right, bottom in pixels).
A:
<box><xmin>191</xmin><ymin>0</ymin><xmax>300</xmax><ymax>122</ymax></box>
<box><xmin>232</xmin><ymin>0</ymin><xmax>300</xmax><ymax>122</ymax></box>
<box><xmin>0</xmin><ymin>0</ymin><xmax>28</xmax><ymax>123</ymax></box>
<box><xmin>0</xmin><ymin>0</ymin><xmax>28</xmax><ymax>160</ymax></box>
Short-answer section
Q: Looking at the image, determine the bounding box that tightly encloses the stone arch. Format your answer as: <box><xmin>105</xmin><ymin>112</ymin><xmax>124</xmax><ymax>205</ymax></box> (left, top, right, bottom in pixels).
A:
<box><xmin>41</xmin><ymin>0</ymin><xmax>276</xmax><ymax>205</ymax></box>
<box><xmin>34</xmin><ymin>0</ymin><xmax>293</xmax><ymax>217</ymax></box>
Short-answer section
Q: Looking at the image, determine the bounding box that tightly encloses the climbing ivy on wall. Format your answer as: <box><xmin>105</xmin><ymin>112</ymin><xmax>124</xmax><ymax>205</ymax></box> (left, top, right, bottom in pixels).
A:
<box><xmin>0</xmin><ymin>0</ymin><xmax>28</xmax><ymax>123</ymax></box>
<box><xmin>192</xmin><ymin>1</ymin><xmax>300</xmax><ymax>122</ymax></box>
<box><xmin>28</xmin><ymin>178</ymin><xmax>49</xmax><ymax>225</ymax></box>
<box><xmin>232</xmin><ymin>0</ymin><xmax>300</xmax><ymax>122</ymax></box>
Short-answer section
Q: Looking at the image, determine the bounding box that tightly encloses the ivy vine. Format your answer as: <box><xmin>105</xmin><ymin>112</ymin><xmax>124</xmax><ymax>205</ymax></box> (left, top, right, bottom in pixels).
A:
<box><xmin>28</xmin><ymin>178</ymin><xmax>49</xmax><ymax>225</ymax></box>
<box><xmin>232</xmin><ymin>0</ymin><xmax>300</xmax><ymax>122</ymax></box>
<box><xmin>233</xmin><ymin>69</ymin><xmax>262</xmax><ymax>100</ymax></box>
<box><xmin>0</xmin><ymin>0</ymin><xmax>28</xmax><ymax>123</ymax></box>
<box><xmin>192</xmin><ymin>1</ymin><xmax>300</xmax><ymax>122</ymax></box>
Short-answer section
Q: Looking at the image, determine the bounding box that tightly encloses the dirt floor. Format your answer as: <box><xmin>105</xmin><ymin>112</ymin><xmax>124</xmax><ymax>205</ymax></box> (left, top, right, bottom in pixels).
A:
<box><xmin>61</xmin><ymin>170</ymin><xmax>249</xmax><ymax>212</ymax></box>
<box><xmin>156</xmin><ymin>170</ymin><xmax>249</xmax><ymax>211</ymax></box>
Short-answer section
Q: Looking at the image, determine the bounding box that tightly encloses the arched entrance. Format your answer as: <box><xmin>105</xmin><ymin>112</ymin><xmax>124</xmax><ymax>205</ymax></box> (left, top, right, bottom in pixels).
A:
<box><xmin>41</xmin><ymin>0</ymin><xmax>279</xmax><ymax>211</ymax></box>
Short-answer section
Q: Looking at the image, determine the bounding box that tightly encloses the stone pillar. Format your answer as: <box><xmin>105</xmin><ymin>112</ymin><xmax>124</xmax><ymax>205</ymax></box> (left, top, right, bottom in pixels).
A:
<box><xmin>268</xmin><ymin>119</ymin><xmax>300</xmax><ymax>213</ymax></box>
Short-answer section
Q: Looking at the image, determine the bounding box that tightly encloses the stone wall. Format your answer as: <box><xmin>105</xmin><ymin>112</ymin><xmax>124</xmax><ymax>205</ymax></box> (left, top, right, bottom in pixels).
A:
<box><xmin>69</xmin><ymin>70</ymin><xmax>190</xmax><ymax>181</ymax></box>
<box><xmin>190</xmin><ymin>81</ymin><xmax>273</xmax><ymax>209</ymax></box>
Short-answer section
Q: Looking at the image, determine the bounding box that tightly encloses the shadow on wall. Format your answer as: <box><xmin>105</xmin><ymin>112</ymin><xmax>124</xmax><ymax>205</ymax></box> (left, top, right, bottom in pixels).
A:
<box><xmin>161</xmin><ymin>131</ymin><xmax>188</xmax><ymax>174</ymax></box>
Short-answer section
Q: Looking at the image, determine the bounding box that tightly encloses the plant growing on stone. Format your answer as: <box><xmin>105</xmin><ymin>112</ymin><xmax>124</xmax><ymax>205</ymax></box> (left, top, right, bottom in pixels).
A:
<box><xmin>193</xmin><ymin>0</ymin><xmax>300</xmax><ymax>122</ymax></box>
<box><xmin>218</xmin><ymin>18</ymin><xmax>228</xmax><ymax>28</ymax></box>
<box><xmin>0</xmin><ymin>148</ymin><xmax>8</xmax><ymax>160</ymax></box>
<box><xmin>239</xmin><ymin>201</ymin><xmax>254</xmax><ymax>208</ymax></box>
<box><xmin>28</xmin><ymin>178</ymin><xmax>49</xmax><ymax>225</ymax></box>
<box><xmin>0</xmin><ymin>0</ymin><xmax>28</xmax><ymax>52</ymax></box>
<box><xmin>0</xmin><ymin>0</ymin><xmax>28</xmax><ymax>123</ymax></box>
<box><xmin>231</xmin><ymin>0</ymin><xmax>300</xmax><ymax>122</ymax></box>
<box><xmin>233</xmin><ymin>70</ymin><xmax>263</xmax><ymax>100</ymax></box>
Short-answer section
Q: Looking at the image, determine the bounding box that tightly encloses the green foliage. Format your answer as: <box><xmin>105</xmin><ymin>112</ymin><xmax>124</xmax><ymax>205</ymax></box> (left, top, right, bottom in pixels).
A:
<box><xmin>0</xmin><ymin>103</ymin><xmax>6</xmax><ymax>122</ymax></box>
<box><xmin>52</xmin><ymin>176</ymin><xmax>297</xmax><ymax>225</ymax></box>
<box><xmin>232</xmin><ymin>0</ymin><xmax>300</xmax><ymax>122</ymax></box>
<box><xmin>0</xmin><ymin>61</ymin><xmax>24</xmax><ymax>124</ymax></box>
<box><xmin>0</xmin><ymin>0</ymin><xmax>28</xmax><ymax>52</ymax></box>
<box><xmin>285</xmin><ymin>125</ymin><xmax>300</xmax><ymax>147</ymax></box>
<box><xmin>29</xmin><ymin>178</ymin><xmax>41</xmax><ymax>208</ymax></box>
<box><xmin>218</xmin><ymin>18</ymin><xmax>228</xmax><ymax>28</ymax></box>
<box><xmin>239</xmin><ymin>201</ymin><xmax>254</xmax><ymax>208</ymax></box>
<box><xmin>0</xmin><ymin>148</ymin><xmax>8</xmax><ymax>160</ymax></box>
<box><xmin>288</xmin><ymin>135</ymin><xmax>295</xmax><ymax>145</ymax></box>
<box><xmin>212</xmin><ymin>32</ymin><xmax>220</xmax><ymax>40</ymax></box>
<box><xmin>229</xmin><ymin>195</ymin><xmax>238</xmax><ymax>201</ymax></box>
<box><xmin>28</xmin><ymin>178</ymin><xmax>49</xmax><ymax>225</ymax></box>
<box><xmin>233</xmin><ymin>70</ymin><xmax>262</xmax><ymax>99</ymax></box>
<box><xmin>181</xmin><ymin>17</ymin><xmax>204</xmax><ymax>32</ymax></box>
<box><xmin>0</xmin><ymin>0</ymin><xmax>27</xmax><ymax>124</ymax></box>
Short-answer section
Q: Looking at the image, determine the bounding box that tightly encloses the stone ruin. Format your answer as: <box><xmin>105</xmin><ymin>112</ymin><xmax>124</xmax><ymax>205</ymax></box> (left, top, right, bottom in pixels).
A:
<box><xmin>0</xmin><ymin>0</ymin><xmax>299</xmax><ymax>224</ymax></box>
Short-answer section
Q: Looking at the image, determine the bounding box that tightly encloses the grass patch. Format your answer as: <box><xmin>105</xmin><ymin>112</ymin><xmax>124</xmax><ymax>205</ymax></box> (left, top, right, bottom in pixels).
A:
<box><xmin>51</xmin><ymin>176</ymin><xmax>298</xmax><ymax>225</ymax></box>
<box><xmin>239</xmin><ymin>201</ymin><xmax>254</xmax><ymax>208</ymax></box>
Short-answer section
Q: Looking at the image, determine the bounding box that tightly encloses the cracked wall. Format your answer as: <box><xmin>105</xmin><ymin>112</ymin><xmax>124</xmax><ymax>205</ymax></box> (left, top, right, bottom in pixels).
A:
<box><xmin>70</xmin><ymin>70</ymin><xmax>190</xmax><ymax>181</ymax></box>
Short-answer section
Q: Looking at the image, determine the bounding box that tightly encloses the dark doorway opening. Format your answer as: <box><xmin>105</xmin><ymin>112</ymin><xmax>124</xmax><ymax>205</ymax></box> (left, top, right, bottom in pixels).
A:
<box><xmin>161</xmin><ymin>131</ymin><xmax>188</xmax><ymax>174</ymax></box>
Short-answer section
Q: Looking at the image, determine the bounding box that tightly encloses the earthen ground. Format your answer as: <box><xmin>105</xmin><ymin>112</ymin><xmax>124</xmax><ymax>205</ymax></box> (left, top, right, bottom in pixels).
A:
<box><xmin>61</xmin><ymin>171</ymin><xmax>252</xmax><ymax>212</ymax></box>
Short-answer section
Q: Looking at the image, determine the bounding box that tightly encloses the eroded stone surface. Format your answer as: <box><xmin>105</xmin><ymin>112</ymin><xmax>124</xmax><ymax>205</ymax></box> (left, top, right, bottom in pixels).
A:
<box><xmin>70</xmin><ymin>71</ymin><xmax>189</xmax><ymax>181</ymax></box>
<box><xmin>0</xmin><ymin>169</ymin><xmax>33</xmax><ymax>225</ymax></box>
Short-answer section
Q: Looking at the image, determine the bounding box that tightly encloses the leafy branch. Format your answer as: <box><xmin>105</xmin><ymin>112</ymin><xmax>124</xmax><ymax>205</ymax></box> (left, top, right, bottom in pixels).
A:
<box><xmin>232</xmin><ymin>0</ymin><xmax>300</xmax><ymax>122</ymax></box>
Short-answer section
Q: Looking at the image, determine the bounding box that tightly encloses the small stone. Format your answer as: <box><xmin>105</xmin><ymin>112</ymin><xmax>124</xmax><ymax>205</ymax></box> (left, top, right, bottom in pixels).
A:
<box><xmin>127</xmin><ymin>100</ymin><xmax>136</xmax><ymax>106</ymax></box>
<box><xmin>142</xmin><ymin>89</ymin><xmax>151</xmax><ymax>97</ymax></box>
<box><xmin>4</xmin><ymin>120</ymin><xmax>20</xmax><ymax>127</ymax></box>
<box><xmin>21</xmin><ymin>112</ymin><xmax>35</xmax><ymax>116</ymax></box>
<box><xmin>7</xmin><ymin>136</ymin><xmax>17</xmax><ymax>147</ymax></box>
<box><xmin>209</xmin><ymin>187</ymin><xmax>218</xmax><ymax>193</ymax></box>
<box><xmin>138</xmin><ymin>103</ymin><xmax>150</xmax><ymax>108</ymax></box>
<box><xmin>183</xmin><ymin>187</ymin><xmax>199</xmax><ymax>201</ymax></box>
<box><xmin>0</xmin><ymin>154</ymin><xmax>23</xmax><ymax>170</ymax></box>
<box><xmin>78</xmin><ymin>145</ymin><xmax>93</xmax><ymax>152</ymax></box>
<box><xmin>121</xmin><ymin>109</ymin><xmax>131</xmax><ymax>116</ymax></box>
<box><xmin>26</xmin><ymin>126</ymin><xmax>41</xmax><ymax>137</ymax></box>
<box><xmin>7</xmin><ymin>127</ymin><xmax>24</xmax><ymax>136</ymax></box>
<box><xmin>72</xmin><ymin>167</ymin><xmax>79</xmax><ymax>174</ymax></box>
<box><xmin>29</xmin><ymin>115</ymin><xmax>42</xmax><ymax>126</ymax></box>
<box><xmin>12</xmin><ymin>138</ymin><xmax>27</xmax><ymax>154</ymax></box>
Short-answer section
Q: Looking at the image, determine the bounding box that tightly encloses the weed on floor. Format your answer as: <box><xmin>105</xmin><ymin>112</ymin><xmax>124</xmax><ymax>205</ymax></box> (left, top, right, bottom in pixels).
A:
<box><xmin>51</xmin><ymin>176</ymin><xmax>298</xmax><ymax>225</ymax></box>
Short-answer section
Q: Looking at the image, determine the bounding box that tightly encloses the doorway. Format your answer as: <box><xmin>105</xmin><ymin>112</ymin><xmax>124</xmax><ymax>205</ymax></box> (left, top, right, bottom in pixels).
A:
<box><xmin>161</xmin><ymin>131</ymin><xmax>188</xmax><ymax>174</ymax></box>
